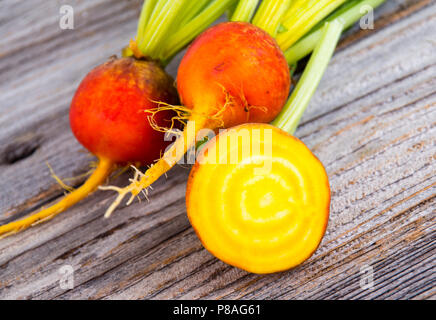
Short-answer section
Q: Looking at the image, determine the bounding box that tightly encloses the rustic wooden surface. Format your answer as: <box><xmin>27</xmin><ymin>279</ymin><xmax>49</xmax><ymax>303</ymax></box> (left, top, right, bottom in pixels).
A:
<box><xmin>0</xmin><ymin>0</ymin><xmax>435</xmax><ymax>300</ymax></box>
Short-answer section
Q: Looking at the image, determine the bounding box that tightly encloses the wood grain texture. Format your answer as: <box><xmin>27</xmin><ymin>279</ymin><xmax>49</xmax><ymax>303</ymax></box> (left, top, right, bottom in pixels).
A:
<box><xmin>0</xmin><ymin>0</ymin><xmax>435</xmax><ymax>300</ymax></box>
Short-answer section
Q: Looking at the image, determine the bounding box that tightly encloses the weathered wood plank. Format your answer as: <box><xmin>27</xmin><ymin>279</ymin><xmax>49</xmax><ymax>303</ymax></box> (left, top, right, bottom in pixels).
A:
<box><xmin>0</xmin><ymin>0</ymin><xmax>435</xmax><ymax>300</ymax></box>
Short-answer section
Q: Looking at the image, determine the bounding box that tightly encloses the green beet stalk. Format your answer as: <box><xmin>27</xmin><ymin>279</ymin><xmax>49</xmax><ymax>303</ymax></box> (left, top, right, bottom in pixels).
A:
<box><xmin>285</xmin><ymin>0</ymin><xmax>386</xmax><ymax>65</ymax></box>
<box><xmin>138</xmin><ymin>0</ymin><xmax>188</xmax><ymax>59</ymax></box>
<box><xmin>231</xmin><ymin>0</ymin><xmax>260</xmax><ymax>22</ymax></box>
<box><xmin>251</xmin><ymin>0</ymin><xmax>292</xmax><ymax>37</ymax></box>
<box><xmin>160</xmin><ymin>0</ymin><xmax>238</xmax><ymax>63</ymax></box>
<box><xmin>276</xmin><ymin>0</ymin><xmax>347</xmax><ymax>51</ymax></box>
<box><xmin>272</xmin><ymin>20</ymin><xmax>344</xmax><ymax>134</ymax></box>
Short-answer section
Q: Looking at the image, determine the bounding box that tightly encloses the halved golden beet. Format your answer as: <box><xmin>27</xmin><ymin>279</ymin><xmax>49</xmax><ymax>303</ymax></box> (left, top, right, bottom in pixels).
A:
<box><xmin>186</xmin><ymin>123</ymin><xmax>330</xmax><ymax>274</ymax></box>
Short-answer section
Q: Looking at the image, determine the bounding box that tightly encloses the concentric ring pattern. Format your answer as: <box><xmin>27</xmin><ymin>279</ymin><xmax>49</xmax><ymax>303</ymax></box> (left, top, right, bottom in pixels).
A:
<box><xmin>186</xmin><ymin>123</ymin><xmax>330</xmax><ymax>274</ymax></box>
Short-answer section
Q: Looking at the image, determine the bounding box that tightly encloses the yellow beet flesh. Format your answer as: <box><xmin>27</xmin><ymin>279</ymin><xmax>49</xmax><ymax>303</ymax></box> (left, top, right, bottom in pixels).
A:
<box><xmin>186</xmin><ymin>123</ymin><xmax>330</xmax><ymax>274</ymax></box>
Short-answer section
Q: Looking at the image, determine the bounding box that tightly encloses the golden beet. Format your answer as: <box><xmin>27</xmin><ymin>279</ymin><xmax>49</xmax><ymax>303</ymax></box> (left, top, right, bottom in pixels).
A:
<box><xmin>186</xmin><ymin>123</ymin><xmax>330</xmax><ymax>274</ymax></box>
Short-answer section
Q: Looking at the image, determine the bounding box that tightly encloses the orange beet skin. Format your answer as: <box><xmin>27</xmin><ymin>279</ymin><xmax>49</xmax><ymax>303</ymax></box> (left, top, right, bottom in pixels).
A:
<box><xmin>177</xmin><ymin>22</ymin><xmax>291</xmax><ymax>128</ymax></box>
<box><xmin>70</xmin><ymin>57</ymin><xmax>178</xmax><ymax>164</ymax></box>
